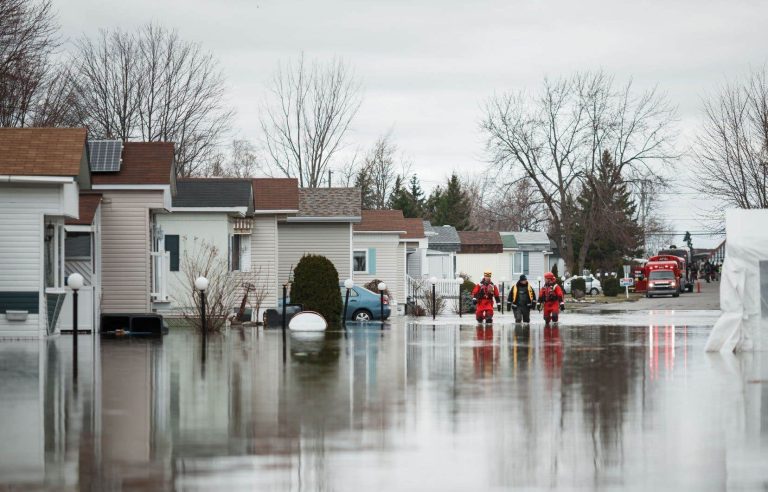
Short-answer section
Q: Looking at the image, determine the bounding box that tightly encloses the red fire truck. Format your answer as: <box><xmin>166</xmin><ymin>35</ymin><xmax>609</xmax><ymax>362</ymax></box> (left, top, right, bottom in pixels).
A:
<box><xmin>644</xmin><ymin>260</ymin><xmax>681</xmax><ymax>298</ymax></box>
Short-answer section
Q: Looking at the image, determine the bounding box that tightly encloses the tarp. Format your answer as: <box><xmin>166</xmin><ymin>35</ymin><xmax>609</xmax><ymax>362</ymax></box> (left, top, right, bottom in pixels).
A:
<box><xmin>705</xmin><ymin>209</ymin><xmax>768</xmax><ymax>352</ymax></box>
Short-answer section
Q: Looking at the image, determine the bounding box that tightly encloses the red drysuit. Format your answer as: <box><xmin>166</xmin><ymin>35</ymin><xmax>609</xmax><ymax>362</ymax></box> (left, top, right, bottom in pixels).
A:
<box><xmin>472</xmin><ymin>280</ymin><xmax>500</xmax><ymax>322</ymax></box>
<box><xmin>538</xmin><ymin>283</ymin><xmax>564</xmax><ymax>323</ymax></box>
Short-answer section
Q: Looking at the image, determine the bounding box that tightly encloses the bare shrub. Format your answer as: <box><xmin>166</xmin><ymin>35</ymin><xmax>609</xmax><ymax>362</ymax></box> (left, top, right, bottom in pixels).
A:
<box><xmin>174</xmin><ymin>238</ymin><xmax>239</xmax><ymax>332</ymax></box>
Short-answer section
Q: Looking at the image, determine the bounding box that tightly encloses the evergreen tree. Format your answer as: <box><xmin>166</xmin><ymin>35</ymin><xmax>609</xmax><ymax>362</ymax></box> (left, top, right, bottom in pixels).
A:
<box><xmin>425</xmin><ymin>173</ymin><xmax>473</xmax><ymax>230</ymax></box>
<box><xmin>355</xmin><ymin>166</ymin><xmax>375</xmax><ymax>210</ymax></box>
<box><xmin>572</xmin><ymin>151</ymin><xmax>643</xmax><ymax>271</ymax></box>
<box><xmin>389</xmin><ymin>174</ymin><xmax>426</xmax><ymax>218</ymax></box>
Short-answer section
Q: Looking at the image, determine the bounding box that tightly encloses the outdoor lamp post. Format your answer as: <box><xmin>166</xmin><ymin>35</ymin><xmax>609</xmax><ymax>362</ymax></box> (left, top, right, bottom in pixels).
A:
<box><xmin>68</xmin><ymin>273</ymin><xmax>84</xmax><ymax>378</ymax></box>
<box><xmin>455</xmin><ymin>276</ymin><xmax>463</xmax><ymax>317</ymax></box>
<box><xmin>537</xmin><ymin>276</ymin><xmax>542</xmax><ymax>292</ymax></box>
<box><xmin>195</xmin><ymin>276</ymin><xmax>209</xmax><ymax>343</ymax></box>
<box><xmin>343</xmin><ymin>278</ymin><xmax>354</xmax><ymax>328</ymax></box>
<box><xmin>429</xmin><ymin>277</ymin><xmax>437</xmax><ymax>323</ymax></box>
<box><xmin>500</xmin><ymin>278</ymin><xmax>507</xmax><ymax>314</ymax></box>
<box><xmin>378</xmin><ymin>281</ymin><xmax>386</xmax><ymax>323</ymax></box>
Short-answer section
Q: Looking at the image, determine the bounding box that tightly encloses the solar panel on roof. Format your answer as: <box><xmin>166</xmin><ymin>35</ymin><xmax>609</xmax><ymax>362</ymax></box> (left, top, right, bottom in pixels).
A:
<box><xmin>88</xmin><ymin>140</ymin><xmax>123</xmax><ymax>172</ymax></box>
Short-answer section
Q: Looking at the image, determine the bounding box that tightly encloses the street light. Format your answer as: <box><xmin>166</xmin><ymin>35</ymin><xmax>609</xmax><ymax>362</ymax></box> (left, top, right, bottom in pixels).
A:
<box><xmin>195</xmin><ymin>276</ymin><xmax>209</xmax><ymax>343</ymax></box>
<box><xmin>455</xmin><ymin>276</ymin><xmax>463</xmax><ymax>318</ymax></box>
<box><xmin>537</xmin><ymin>276</ymin><xmax>542</xmax><ymax>293</ymax></box>
<box><xmin>429</xmin><ymin>276</ymin><xmax>438</xmax><ymax>324</ymax></box>
<box><xmin>378</xmin><ymin>281</ymin><xmax>387</xmax><ymax>324</ymax></box>
<box><xmin>343</xmin><ymin>278</ymin><xmax>354</xmax><ymax>328</ymax></box>
<box><xmin>68</xmin><ymin>273</ymin><xmax>84</xmax><ymax>379</ymax></box>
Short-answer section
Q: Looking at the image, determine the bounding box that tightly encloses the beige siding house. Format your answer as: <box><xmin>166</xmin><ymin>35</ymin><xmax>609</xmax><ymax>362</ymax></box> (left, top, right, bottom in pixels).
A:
<box><xmin>276</xmin><ymin>187</ymin><xmax>361</xmax><ymax>290</ymax></box>
<box><xmin>91</xmin><ymin>142</ymin><xmax>175</xmax><ymax>315</ymax></box>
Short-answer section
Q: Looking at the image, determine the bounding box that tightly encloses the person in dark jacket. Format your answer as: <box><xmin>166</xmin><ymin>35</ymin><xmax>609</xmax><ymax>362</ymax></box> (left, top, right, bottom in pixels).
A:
<box><xmin>507</xmin><ymin>274</ymin><xmax>537</xmax><ymax>324</ymax></box>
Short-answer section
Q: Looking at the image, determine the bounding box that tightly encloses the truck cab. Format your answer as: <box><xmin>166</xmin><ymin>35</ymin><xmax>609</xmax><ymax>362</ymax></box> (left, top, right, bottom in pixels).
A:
<box><xmin>644</xmin><ymin>260</ymin><xmax>681</xmax><ymax>298</ymax></box>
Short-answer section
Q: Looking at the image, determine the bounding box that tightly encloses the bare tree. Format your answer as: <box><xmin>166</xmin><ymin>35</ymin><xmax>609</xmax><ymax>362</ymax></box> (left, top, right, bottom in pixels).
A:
<box><xmin>260</xmin><ymin>55</ymin><xmax>362</xmax><ymax>187</ymax></box>
<box><xmin>694</xmin><ymin>68</ymin><xmax>768</xmax><ymax>226</ymax></box>
<box><xmin>73</xmin><ymin>25</ymin><xmax>233</xmax><ymax>176</ymax></box>
<box><xmin>482</xmin><ymin>71</ymin><xmax>677</xmax><ymax>272</ymax></box>
<box><xmin>174</xmin><ymin>238</ymin><xmax>239</xmax><ymax>332</ymax></box>
<box><xmin>203</xmin><ymin>139</ymin><xmax>261</xmax><ymax>177</ymax></box>
<box><xmin>0</xmin><ymin>0</ymin><xmax>77</xmax><ymax>127</ymax></box>
<box><xmin>466</xmin><ymin>174</ymin><xmax>547</xmax><ymax>231</ymax></box>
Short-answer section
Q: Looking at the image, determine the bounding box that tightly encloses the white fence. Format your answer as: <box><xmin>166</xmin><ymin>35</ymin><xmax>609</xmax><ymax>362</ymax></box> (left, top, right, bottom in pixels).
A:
<box><xmin>407</xmin><ymin>275</ymin><xmax>460</xmax><ymax>303</ymax></box>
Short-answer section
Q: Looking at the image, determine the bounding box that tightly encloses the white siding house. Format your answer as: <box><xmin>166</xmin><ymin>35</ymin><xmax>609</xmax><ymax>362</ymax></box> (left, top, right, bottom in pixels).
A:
<box><xmin>0</xmin><ymin>128</ymin><xmax>91</xmax><ymax>338</ymax></box>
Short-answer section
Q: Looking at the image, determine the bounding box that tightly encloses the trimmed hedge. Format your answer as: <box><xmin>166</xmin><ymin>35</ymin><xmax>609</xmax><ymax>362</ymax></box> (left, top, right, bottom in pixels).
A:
<box><xmin>602</xmin><ymin>277</ymin><xmax>621</xmax><ymax>297</ymax></box>
<box><xmin>291</xmin><ymin>254</ymin><xmax>342</xmax><ymax>323</ymax></box>
<box><xmin>570</xmin><ymin>277</ymin><xmax>586</xmax><ymax>295</ymax></box>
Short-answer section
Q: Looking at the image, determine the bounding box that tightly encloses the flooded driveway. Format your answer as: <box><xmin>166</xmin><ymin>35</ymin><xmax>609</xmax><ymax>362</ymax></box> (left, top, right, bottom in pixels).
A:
<box><xmin>0</xmin><ymin>316</ymin><xmax>766</xmax><ymax>490</ymax></box>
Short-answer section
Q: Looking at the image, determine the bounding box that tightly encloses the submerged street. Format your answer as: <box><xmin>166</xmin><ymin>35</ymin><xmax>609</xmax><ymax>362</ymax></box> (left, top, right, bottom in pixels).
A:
<box><xmin>1</xmin><ymin>285</ymin><xmax>766</xmax><ymax>491</ymax></box>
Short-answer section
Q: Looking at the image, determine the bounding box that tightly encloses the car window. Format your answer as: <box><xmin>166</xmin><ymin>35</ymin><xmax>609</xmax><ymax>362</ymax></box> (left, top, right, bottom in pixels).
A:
<box><xmin>340</xmin><ymin>288</ymin><xmax>359</xmax><ymax>297</ymax></box>
<box><xmin>649</xmin><ymin>270</ymin><xmax>674</xmax><ymax>280</ymax></box>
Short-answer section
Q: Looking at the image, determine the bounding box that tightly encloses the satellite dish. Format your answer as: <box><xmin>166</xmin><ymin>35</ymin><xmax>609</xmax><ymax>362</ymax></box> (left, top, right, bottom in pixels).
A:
<box><xmin>289</xmin><ymin>311</ymin><xmax>327</xmax><ymax>331</ymax></box>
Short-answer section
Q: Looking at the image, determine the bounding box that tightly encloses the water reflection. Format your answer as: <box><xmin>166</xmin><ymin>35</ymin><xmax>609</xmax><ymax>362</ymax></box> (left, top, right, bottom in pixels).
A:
<box><xmin>0</xmin><ymin>322</ymin><xmax>765</xmax><ymax>490</ymax></box>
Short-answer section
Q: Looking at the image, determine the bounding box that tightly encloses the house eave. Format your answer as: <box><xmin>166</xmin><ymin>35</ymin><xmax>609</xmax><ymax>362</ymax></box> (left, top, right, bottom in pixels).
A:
<box><xmin>285</xmin><ymin>216</ymin><xmax>362</xmax><ymax>223</ymax></box>
<box><xmin>1</xmin><ymin>175</ymin><xmax>75</xmax><ymax>184</ymax></box>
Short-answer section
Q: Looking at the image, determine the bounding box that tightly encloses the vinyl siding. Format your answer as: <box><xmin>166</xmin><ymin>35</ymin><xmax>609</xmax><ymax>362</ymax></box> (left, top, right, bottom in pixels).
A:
<box><xmin>353</xmin><ymin>233</ymin><xmax>402</xmax><ymax>304</ymax></box>
<box><xmin>278</xmin><ymin>223</ymin><xmax>351</xmax><ymax>287</ymax></box>
<box><xmin>100</xmin><ymin>191</ymin><xmax>163</xmax><ymax>313</ymax></box>
<box><xmin>155</xmin><ymin>212</ymin><xmax>230</xmax><ymax>311</ymax></box>
<box><xmin>406</xmin><ymin>248</ymin><xmax>422</xmax><ymax>278</ymax></box>
<box><xmin>248</xmin><ymin>216</ymin><xmax>278</xmax><ymax>308</ymax></box>
<box><xmin>456</xmin><ymin>253</ymin><xmax>511</xmax><ymax>285</ymax></box>
<box><xmin>0</xmin><ymin>184</ymin><xmax>64</xmax><ymax>335</ymax></box>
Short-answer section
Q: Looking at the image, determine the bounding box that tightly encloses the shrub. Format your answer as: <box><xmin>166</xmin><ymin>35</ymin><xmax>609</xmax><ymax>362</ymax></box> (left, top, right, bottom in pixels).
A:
<box><xmin>551</xmin><ymin>263</ymin><xmax>559</xmax><ymax>279</ymax></box>
<box><xmin>291</xmin><ymin>254</ymin><xmax>342</xmax><ymax>323</ymax></box>
<box><xmin>570</xmin><ymin>277</ymin><xmax>586</xmax><ymax>297</ymax></box>
<box><xmin>602</xmin><ymin>277</ymin><xmax>621</xmax><ymax>297</ymax></box>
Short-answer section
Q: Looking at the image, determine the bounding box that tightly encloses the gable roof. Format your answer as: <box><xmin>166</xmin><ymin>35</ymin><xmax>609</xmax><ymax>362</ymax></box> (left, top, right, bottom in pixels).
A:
<box><xmin>0</xmin><ymin>128</ymin><xmax>88</xmax><ymax>177</ymax></box>
<box><xmin>354</xmin><ymin>210</ymin><xmax>406</xmax><ymax>233</ymax></box>
<box><xmin>295</xmin><ymin>188</ymin><xmax>361</xmax><ymax>219</ymax></box>
<box><xmin>252</xmin><ymin>178</ymin><xmax>299</xmax><ymax>211</ymax></box>
<box><xmin>423</xmin><ymin>220</ymin><xmax>460</xmax><ymax>252</ymax></box>
<box><xmin>499</xmin><ymin>232</ymin><xmax>519</xmax><ymax>249</ymax></box>
<box><xmin>173</xmin><ymin>179</ymin><xmax>252</xmax><ymax>210</ymax></box>
<box><xmin>66</xmin><ymin>193</ymin><xmax>102</xmax><ymax>225</ymax></box>
<box><xmin>511</xmin><ymin>231</ymin><xmax>551</xmax><ymax>245</ymax></box>
<box><xmin>458</xmin><ymin>231</ymin><xmax>503</xmax><ymax>254</ymax></box>
<box><xmin>91</xmin><ymin>142</ymin><xmax>175</xmax><ymax>186</ymax></box>
<box><xmin>402</xmin><ymin>218</ymin><xmax>426</xmax><ymax>239</ymax></box>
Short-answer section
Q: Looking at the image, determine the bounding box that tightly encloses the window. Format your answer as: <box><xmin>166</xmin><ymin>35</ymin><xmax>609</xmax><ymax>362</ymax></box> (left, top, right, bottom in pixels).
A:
<box><xmin>65</xmin><ymin>232</ymin><xmax>91</xmax><ymax>259</ymax></box>
<box><xmin>165</xmin><ymin>235</ymin><xmax>179</xmax><ymax>272</ymax></box>
<box><xmin>353</xmin><ymin>250</ymin><xmax>368</xmax><ymax>273</ymax></box>
<box><xmin>649</xmin><ymin>270</ymin><xmax>674</xmax><ymax>280</ymax></box>
<box><xmin>513</xmin><ymin>253</ymin><xmax>522</xmax><ymax>274</ymax></box>
<box><xmin>229</xmin><ymin>234</ymin><xmax>251</xmax><ymax>272</ymax></box>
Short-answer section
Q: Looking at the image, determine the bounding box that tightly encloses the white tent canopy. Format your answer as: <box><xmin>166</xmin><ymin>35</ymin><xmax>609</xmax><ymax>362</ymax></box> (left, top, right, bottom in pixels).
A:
<box><xmin>705</xmin><ymin>209</ymin><xmax>768</xmax><ymax>352</ymax></box>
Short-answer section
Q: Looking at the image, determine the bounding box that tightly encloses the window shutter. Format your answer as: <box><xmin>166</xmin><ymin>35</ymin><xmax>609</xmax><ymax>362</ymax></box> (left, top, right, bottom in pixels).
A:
<box><xmin>241</xmin><ymin>235</ymin><xmax>251</xmax><ymax>272</ymax></box>
<box><xmin>523</xmin><ymin>252</ymin><xmax>530</xmax><ymax>275</ymax></box>
<box><xmin>368</xmin><ymin>248</ymin><xmax>377</xmax><ymax>274</ymax></box>
<box><xmin>165</xmin><ymin>235</ymin><xmax>180</xmax><ymax>272</ymax></box>
<box><xmin>228</xmin><ymin>235</ymin><xmax>232</xmax><ymax>271</ymax></box>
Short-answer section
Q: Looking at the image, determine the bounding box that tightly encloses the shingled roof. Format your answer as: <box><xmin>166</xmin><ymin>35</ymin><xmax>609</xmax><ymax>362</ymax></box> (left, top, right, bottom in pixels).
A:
<box><xmin>423</xmin><ymin>221</ymin><xmax>460</xmax><ymax>252</ymax></box>
<box><xmin>458</xmin><ymin>231</ymin><xmax>503</xmax><ymax>254</ymax></box>
<box><xmin>252</xmin><ymin>178</ymin><xmax>299</xmax><ymax>211</ymax></box>
<box><xmin>0</xmin><ymin>128</ymin><xmax>88</xmax><ymax>177</ymax></box>
<box><xmin>91</xmin><ymin>142</ymin><xmax>175</xmax><ymax>186</ymax></box>
<box><xmin>354</xmin><ymin>210</ymin><xmax>407</xmax><ymax>233</ymax></box>
<box><xmin>65</xmin><ymin>193</ymin><xmax>102</xmax><ymax>225</ymax></box>
<box><xmin>173</xmin><ymin>179</ymin><xmax>253</xmax><ymax>209</ymax></box>
<box><xmin>296</xmin><ymin>188</ymin><xmax>361</xmax><ymax>218</ymax></box>
<box><xmin>402</xmin><ymin>218</ymin><xmax>426</xmax><ymax>239</ymax></box>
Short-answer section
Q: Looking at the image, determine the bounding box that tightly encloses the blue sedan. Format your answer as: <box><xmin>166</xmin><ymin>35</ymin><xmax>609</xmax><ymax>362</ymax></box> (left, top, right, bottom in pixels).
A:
<box><xmin>340</xmin><ymin>283</ymin><xmax>391</xmax><ymax>321</ymax></box>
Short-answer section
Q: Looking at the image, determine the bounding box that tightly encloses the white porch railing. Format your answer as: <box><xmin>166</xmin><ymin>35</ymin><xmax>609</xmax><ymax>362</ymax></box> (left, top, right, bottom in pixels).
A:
<box><xmin>151</xmin><ymin>251</ymin><xmax>170</xmax><ymax>302</ymax></box>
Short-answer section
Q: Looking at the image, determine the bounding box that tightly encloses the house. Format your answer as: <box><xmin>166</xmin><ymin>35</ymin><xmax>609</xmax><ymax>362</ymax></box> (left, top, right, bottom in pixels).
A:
<box><xmin>507</xmin><ymin>231</ymin><xmax>554</xmax><ymax>282</ymax></box>
<box><xmin>456</xmin><ymin>231</ymin><xmax>505</xmax><ymax>284</ymax></box>
<box><xmin>277</xmin><ymin>187</ymin><xmax>361</xmax><ymax>290</ymax></box>
<box><xmin>90</xmin><ymin>141</ymin><xmax>176</xmax><ymax>315</ymax></box>
<box><xmin>352</xmin><ymin>210</ymin><xmax>409</xmax><ymax>310</ymax></box>
<box><xmin>0</xmin><ymin>128</ymin><xmax>91</xmax><ymax>337</ymax></box>
<box><xmin>422</xmin><ymin>221</ymin><xmax>460</xmax><ymax>279</ymax></box>
<box><xmin>404</xmin><ymin>218</ymin><xmax>429</xmax><ymax>279</ymax></box>
<box><xmin>154</xmin><ymin>178</ymin><xmax>254</xmax><ymax>313</ymax></box>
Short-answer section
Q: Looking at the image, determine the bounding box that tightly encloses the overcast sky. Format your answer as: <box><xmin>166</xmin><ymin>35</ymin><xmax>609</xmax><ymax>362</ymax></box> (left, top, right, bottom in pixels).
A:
<box><xmin>57</xmin><ymin>0</ymin><xmax>768</xmax><ymax>247</ymax></box>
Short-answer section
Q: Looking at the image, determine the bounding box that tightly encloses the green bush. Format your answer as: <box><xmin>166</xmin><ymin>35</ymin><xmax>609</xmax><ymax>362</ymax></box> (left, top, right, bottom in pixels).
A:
<box><xmin>602</xmin><ymin>277</ymin><xmax>621</xmax><ymax>297</ymax></box>
<box><xmin>570</xmin><ymin>277</ymin><xmax>586</xmax><ymax>295</ymax></box>
<box><xmin>291</xmin><ymin>254</ymin><xmax>342</xmax><ymax>323</ymax></box>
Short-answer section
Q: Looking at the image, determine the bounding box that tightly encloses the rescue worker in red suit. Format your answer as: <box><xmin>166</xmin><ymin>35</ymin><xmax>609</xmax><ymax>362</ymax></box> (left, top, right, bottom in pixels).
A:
<box><xmin>537</xmin><ymin>272</ymin><xmax>565</xmax><ymax>324</ymax></box>
<box><xmin>472</xmin><ymin>271</ymin><xmax>501</xmax><ymax>323</ymax></box>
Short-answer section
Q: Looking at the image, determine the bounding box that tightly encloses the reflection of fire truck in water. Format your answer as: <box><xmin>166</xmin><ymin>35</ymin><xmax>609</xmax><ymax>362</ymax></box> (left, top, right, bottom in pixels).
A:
<box><xmin>633</xmin><ymin>246</ymin><xmax>694</xmax><ymax>294</ymax></box>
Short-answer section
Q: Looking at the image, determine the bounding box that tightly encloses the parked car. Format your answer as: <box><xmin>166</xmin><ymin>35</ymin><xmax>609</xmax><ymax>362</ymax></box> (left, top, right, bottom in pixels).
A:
<box><xmin>562</xmin><ymin>275</ymin><xmax>602</xmax><ymax>295</ymax></box>
<box><xmin>340</xmin><ymin>283</ymin><xmax>391</xmax><ymax>321</ymax></box>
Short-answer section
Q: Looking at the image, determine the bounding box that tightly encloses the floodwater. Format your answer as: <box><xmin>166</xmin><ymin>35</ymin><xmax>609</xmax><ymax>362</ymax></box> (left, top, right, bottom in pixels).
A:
<box><xmin>1</xmin><ymin>317</ymin><xmax>766</xmax><ymax>491</ymax></box>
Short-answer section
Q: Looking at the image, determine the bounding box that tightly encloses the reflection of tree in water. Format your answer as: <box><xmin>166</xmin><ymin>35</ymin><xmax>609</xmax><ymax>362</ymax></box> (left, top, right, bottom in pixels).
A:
<box><xmin>560</xmin><ymin>326</ymin><xmax>646</xmax><ymax>478</ymax></box>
